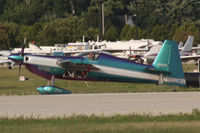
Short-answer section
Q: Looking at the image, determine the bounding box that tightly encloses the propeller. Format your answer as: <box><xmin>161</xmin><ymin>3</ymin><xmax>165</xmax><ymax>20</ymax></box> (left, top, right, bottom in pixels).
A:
<box><xmin>18</xmin><ymin>37</ymin><xmax>26</xmax><ymax>80</ymax></box>
<box><xmin>19</xmin><ymin>64</ymin><xmax>22</xmax><ymax>78</ymax></box>
<box><xmin>20</xmin><ymin>37</ymin><xmax>26</xmax><ymax>56</ymax></box>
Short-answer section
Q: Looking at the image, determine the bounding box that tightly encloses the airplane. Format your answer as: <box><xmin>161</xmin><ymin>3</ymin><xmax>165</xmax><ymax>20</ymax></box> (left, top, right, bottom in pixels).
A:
<box><xmin>8</xmin><ymin>40</ymin><xmax>186</xmax><ymax>94</ymax></box>
<box><xmin>111</xmin><ymin>46</ymin><xmax>143</xmax><ymax>62</ymax></box>
<box><xmin>0</xmin><ymin>50</ymin><xmax>11</xmax><ymax>62</ymax></box>
<box><xmin>0</xmin><ymin>50</ymin><xmax>15</xmax><ymax>69</ymax></box>
<box><xmin>11</xmin><ymin>42</ymin><xmax>51</xmax><ymax>55</ymax></box>
<box><xmin>144</xmin><ymin>35</ymin><xmax>194</xmax><ymax>61</ymax></box>
<box><xmin>101</xmin><ymin>39</ymin><xmax>162</xmax><ymax>52</ymax></box>
<box><xmin>0</xmin><ymin>39</ymin><xmax>46</xmax><ymax>68</ymax></box>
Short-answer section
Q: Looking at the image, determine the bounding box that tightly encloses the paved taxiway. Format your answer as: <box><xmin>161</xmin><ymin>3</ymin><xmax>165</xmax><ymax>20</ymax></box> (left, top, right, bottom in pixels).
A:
<box><xmin>0</xmin><ymin>92</ymin><xmax>200</xmax><ymax>118</ymax></box>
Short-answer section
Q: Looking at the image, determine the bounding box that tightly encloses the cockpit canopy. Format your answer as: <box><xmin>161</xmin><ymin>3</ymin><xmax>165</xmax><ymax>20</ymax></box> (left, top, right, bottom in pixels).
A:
<box><xmin>75</xmin><ymin>51</ymin><xmax>111</xmax><ymax>60</ymax></box>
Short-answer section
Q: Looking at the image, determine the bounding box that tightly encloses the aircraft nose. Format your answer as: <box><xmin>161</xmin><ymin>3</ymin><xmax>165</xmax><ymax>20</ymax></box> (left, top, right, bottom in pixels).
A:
<box><xmin>8</xmin><ymin>55</ymin><xmax>24</xmax><ymax>63</ymax></box>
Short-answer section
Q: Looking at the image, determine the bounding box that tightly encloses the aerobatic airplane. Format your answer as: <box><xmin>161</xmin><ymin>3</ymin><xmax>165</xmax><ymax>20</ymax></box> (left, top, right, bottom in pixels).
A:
<box><xmin>8</xmin><ymin>40</ymin><xmax>186</xmax><ymax>94</ymax></box>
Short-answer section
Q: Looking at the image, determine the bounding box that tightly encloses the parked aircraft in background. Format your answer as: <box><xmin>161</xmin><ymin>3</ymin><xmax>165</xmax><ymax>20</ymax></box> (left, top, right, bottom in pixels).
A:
<box><xmin>144</xmin><ymin>35</ymin><xmax>194</xmax><ymax>61</ymax></box>
<box><xmin>98</xmin><ymin>39</ymin><xmax>162</xmax><ymax>52</ymax></box>
<box><xmin>180</xmin><ymin>36</ymin><xmax>194</xmax><ymax>56</ymax></box>
<box><xmin>111</xmin><ymin>46</ymin><xmax>143</xmax><ymax>62</ymax></box>
<box><xmin>0</xmin><ymin>50</ymin><xmax>11</xmax><ymax>62</ymax></box>
<box><xmin>8</xmin><ymin>40</ymin><xmax>186</xmax><ymax>94</ymax></box>
<box><xmin>1</xmin><ymin>41</ymin><xmax>49</xmax><ymax>68</ymax></box>
<box><xmin>11</xmin><ymin>42</ymin><xmax>52</xmax><ymax>55</ymax></box>
<box><xmin>0</xmin><ymin>50</ymin><xmax>15</xmax><ymax>69</ymax></box>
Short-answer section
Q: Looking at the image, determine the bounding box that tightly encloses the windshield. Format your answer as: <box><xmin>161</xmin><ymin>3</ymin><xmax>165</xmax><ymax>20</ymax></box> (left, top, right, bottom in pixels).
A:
<box><xmin>76</xmin><ymin>52</ymin><xmax>101</xmax><ymax>60</ymax></box>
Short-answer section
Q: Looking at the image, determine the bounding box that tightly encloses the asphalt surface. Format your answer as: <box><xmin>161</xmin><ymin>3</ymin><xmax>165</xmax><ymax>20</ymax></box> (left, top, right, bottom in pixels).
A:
<box><xmin>0</xmin><ymin>92</ymin><xmax>200</xmax><ymax>118</ymax></box>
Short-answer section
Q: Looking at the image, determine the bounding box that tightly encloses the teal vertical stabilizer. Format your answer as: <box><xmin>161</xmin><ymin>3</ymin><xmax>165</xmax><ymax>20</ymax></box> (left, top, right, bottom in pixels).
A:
<box><xmin>152</xmin><ymin>40</ymin><xmax>186</xmax><ymax>86</ymax></box>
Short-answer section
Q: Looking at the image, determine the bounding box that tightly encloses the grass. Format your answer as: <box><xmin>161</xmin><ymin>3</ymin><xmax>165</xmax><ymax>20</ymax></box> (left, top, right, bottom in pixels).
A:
<box><xmin>182</xmin><ymin>63</ymin><xmax>199</xmax><ymax>72</ymax></box>
<box><xmin>1</xmin><ymin>65</ymin><xmax>200</xmax><ymax>133</ymax></box>
<box><xmin>3</xmin><ymin>121</ymin><xmax>200</xmax><ymax>133</ymax></box>
<box><xmin>1</xmin><ymin>109</ymin><xmax>200</xmax><ymax>133</ymax></box>
<box><xmin>0</xmin><ymin>64</ymin><xmax>200</xmax><ymax>95</ymax></box>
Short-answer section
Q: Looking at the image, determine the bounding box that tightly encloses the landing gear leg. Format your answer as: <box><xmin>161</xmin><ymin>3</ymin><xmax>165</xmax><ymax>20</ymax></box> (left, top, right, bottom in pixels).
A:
<box><xmin>51</xmin><ymin>75</ymin><xmax>55</xmax><ymax>86</ymax></box>
<box><xmin>47</xmin><ymin>75</ymin><xmax>55</xmax><ymax>86</ymax></box>
<box><xmin>158</xmin><ymin>72</ymin><xmax>163</xmax><ymax>85</ymax></box>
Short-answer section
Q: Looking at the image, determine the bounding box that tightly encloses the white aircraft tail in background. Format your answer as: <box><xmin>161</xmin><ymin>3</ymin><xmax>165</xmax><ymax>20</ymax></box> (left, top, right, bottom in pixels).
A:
<box><xmin>181</xmin><ymin>35</ymin><xmax>194</xmax><ymax>52</ymax></box>
<box><xmin>144</xmin><ymin>35</ymin><xmax>194</xmax><ymax>60</ymax></box>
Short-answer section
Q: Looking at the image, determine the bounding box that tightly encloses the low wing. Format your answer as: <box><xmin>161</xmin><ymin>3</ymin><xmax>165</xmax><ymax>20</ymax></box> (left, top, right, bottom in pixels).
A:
<box><xmin>0</xmin><ymin>59</ymin><xmax>12</xmax><ymax>64</ymax></box>
<box><xmin>56</xmin><ymin>60</ymin><xmax>99</xmax><ymax>71</ymax></box>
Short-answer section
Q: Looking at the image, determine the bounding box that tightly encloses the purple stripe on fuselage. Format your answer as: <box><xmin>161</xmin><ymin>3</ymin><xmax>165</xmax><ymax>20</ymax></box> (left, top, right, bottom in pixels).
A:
<box><xmin>25</xmin><ymin>64</ymin><xmax>52</xmax><ymax>80</ymax></box>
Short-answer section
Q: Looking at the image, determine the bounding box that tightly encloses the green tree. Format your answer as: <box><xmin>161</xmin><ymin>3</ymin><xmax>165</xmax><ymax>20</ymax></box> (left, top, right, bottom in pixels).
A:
<box><xmin>16</xmin><ymin>25</ymin><xmax>30</xmax><ymax>47</ymax></box>
<box><xmin>69</xmin><ymin>0</ymin><xmax>91</xmax><ymax>15</ymax></box>
<box><xmin>104</xmin><ymin>0</ymin><xmax>124</xmax><ymax>30</ymax></box>
<box><xmin>0</xmin><ymin>23</ymin><xmax>9</xmax><ymax>49</ymax></box>
<box><xmin>23</xmin><ymin>22</ymin><xmax>45</xmax><ymax>45</ymax></box>
<box><xmin>153</xmin><ymin>0</ymin><xmax>171</xmax><ymax>25</ymax></box>
<box><xmin>126</xmin><ymin>26</ymin><xmax>143</xmax><ymax>40</ymax></box>
<box><xmin>81</xmin><ymin>0</ymin><xmax>101</xmax><ymax>29</ymax></box>
<box><xmin>120</xmin><ymin>25</ymin><xmax>131</xmax><ymax>40</ymax></box>
<box><xmin>168</xmin><ymin>24</ymin><xmax>179</xmax><ymax>40</ymax></box>
<box><xmin>39</xmin><ymin>17</ymin><xmax>79</xmax><ymax>45</ymax></box>
<box><xmin>0</xmin><ymin>0</ymin><xmax>6</xmax><ymax>15</ymax></box>
<box><xmin>168</xmin><ymin>0</ymin><xmax>200</xmax><ymax>25</ymax></box>
<box><xmin>150</xmin><ymin>24</ymin><xmax>169</xmax><ymax>41</ymax></box>
<box><xmin>84</xmin><ymin>27</ymin><xmax>99</xmax><ymax>41</ymax></box>
<box><xmin>5</xmin><ymin>22</ymin><xmax>19</xmax><ymax>49</ymax></box>
<box><xmin>174</xmin><ymin>23</ymin><xmax>200</xmax><ymax>46</ymax></box>
<box><xmin>128</xmin><ymin>0</ymin><xmax>158</xmax><ymax>31</ymax></box>
<box><xmin>38</xmin><ymin>23</ymin><xmax>56</xmax><ymax>46</ymax></box>
<box><xmin>105</xmin><ymin>25</ymin><xmax>118</xmax><ymax>41</ymax></box>
<box><xmin>0</xmin><ymin>22</ymin><xmax>19</xmax><ymax>49</ymax></box>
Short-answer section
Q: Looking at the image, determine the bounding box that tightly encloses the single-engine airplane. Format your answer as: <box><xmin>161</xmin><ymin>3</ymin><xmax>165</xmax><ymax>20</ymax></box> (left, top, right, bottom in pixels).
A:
<box><xmin>8</xmin><ymin>40</ymin><xmax>186</xmax><ymax>94</ymax></box>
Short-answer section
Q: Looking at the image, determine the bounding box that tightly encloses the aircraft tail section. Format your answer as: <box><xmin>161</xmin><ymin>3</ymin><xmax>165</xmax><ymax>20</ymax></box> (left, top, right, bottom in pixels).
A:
<box><xmin>29</xmin><ymin>42</ymin><xmax>42</xmax><ymax>51</ymax></box>
<box><xmin>152</xmin><ymin>40</ymin><xmax>186</xmax><ymax>86</ymax></box>
<box><xmin>178</xmin><ymin>41</ymin><xmax>183</xmax><ymax>48</ymax></box>
<box><xmin>182</xmin><ymin>35</ymin><xmax>194</xmax><ymax>52</ymax></box>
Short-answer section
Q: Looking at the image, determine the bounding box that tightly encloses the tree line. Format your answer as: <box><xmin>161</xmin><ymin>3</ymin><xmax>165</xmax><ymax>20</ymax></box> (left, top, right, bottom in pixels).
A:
<box><xmin>0</xmin><ymin>0</ymin><xmax>200</xmax><ymax>49</ymax></box>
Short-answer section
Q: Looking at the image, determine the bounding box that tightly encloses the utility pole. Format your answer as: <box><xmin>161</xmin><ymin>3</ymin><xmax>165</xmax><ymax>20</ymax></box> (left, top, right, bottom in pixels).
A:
<box><xmin>135</xmin><ymin>1</ymin><xmax>138</xmax><ymax>40</ymax></box>
<box><xmin>102</xmin><ymin>2</ymin><xmax>105</xmax><ymax>37</ymax></box>
<box><xmin>96</xmin><ymin>0</ymin><xmax>104</xmax><ymax>40</ymax></box>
